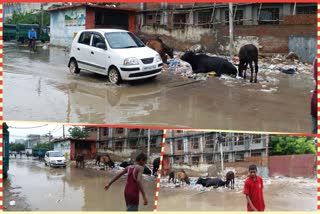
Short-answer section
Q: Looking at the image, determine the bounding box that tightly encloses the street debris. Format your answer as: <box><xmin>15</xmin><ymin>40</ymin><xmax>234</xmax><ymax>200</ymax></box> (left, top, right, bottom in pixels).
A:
<box><xmin>9</xmin><ymin>201</ymin><xmax>16</xmax><ymax>206</ymax></box>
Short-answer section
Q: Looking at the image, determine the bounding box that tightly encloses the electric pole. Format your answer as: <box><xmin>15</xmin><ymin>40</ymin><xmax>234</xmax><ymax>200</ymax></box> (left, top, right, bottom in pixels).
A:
<box><xmin>229</xmin><ymin>3</ymin><xmax>234</xmax><ymax>58</ymax></box>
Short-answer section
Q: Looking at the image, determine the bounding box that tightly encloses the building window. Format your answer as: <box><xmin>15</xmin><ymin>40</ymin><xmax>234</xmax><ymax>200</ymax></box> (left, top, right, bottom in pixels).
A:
<box><xmin>198</xmin><ymin>11</ymin><xmax>212</xmax><ymax>28</ymax></box>
<box><xmin>206</xmin><ymin>155</ymin><xmax>213</xmax><ymax>164</ymax></box>
<box><xmin>235</xmin><ymin>134</ymin><xmax>244</xmax><ymax>146</ymax></box>
<box><xmin>296</xmin><ymin>6</ymin><xmax>317</xmax><ymax>14</ymax></box>
<box><xmin>177</xmin><ymin>139</ymin><xmax>183</xmax><ymax>150</ymax></box>
<box><xmin>253</xmin><ymin>134</ymin><xmax>261</xmax><ymax>144</ymax></box>
<box><xmin>191</xmin><ymin>137</ymin><xmax>199</xmax><ymax>149</ymax></box>
<box><xmin>176</xmin><ymin>130</ymin><xmax>183</xmax><ymax>133</ymax></box>
<box><xmin>147</xmin><ymin>15</ymin><xmax>153</xmax><ymax>20</ymax></box>
<box><xmin>258</xmin><ymin>8</ymin><xmax>280</xmax><ymax>25</ymax></box>
<box><xmin>156</xmin><ymin>14</ymin><xmax>161</xmax><ymax>24</ymax></box>
<box><xmin>223</xmin><ymin>154</ymin><xmax>229</xmax><ymax>162</ymax></box>
<box><xmin>116</xmin><ymin>128</ymin><xmax>124</xmax><ymax>134</ymax></box>
<box><xmin>205</xmin><ymin>135</ymin><xmax>214</xmax><ymax>148</ymax></box>
<box><xmin>235</xmin><ymin>153</ymin><xmax>245</xmax><ymax>162</ymax></box>
<box><xmin>225</xmin><ymin>10</ymin><xmax>244</xmax><ymax>25</ymax></box>
<box><xmin>129</xmin><ymin>139</ymin><xmax>137</xmax><ymax>149</ymax></box>
<box><xmin>173</xmin><ymin>13</ymin><xmax>187</xmax><ymax>28</ymax></box>
<box><xmin>251</xmin><ymin>151</ymin><xmax>262</xmax><ymax>157</ymax></box>
<box><xmin>192</xmin><ymin>156</ymin><xmax>200</xmax><ymax>165</ymax></box>
<box><xmin>115</xmin><ymin>141</ymin><xmax>123</xmax><ymax>151</ymax></box>
<box><xmin>103</xmin><ymin>128</ymin><xmax>108</xmax><ymax>136</ymax></box>
<box><xmin>150</xmin><ymin>138</ymin><xmax>157</xmax><ymax>147</ymax></box>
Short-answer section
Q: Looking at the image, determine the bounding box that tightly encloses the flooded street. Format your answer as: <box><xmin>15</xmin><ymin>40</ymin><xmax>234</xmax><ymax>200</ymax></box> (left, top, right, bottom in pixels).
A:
<box><xmin>158</xmin><ymin>177</ymin><xmax>317</xmax><ymax>211</ymax></box>
<box><xmin>4</xmin><ymin>42</ymin><xmax>314</xmax><ymax>133</ymax></box>
<box><xmin>4</xmin><ymin>158</ymin><xmax>157</xmax><ymax>211</ymax></box>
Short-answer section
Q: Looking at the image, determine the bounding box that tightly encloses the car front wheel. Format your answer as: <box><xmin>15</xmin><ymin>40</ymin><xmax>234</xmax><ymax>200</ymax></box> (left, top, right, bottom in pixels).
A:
<box><xmin>108</xmin><ymin>67</ymin><xmax>122</xmax><ymax>85</ymax></box>
<box><xmin>69</xmin><ymin>59</ymin><xmax>80</xmax><ymax>74</ymax></box>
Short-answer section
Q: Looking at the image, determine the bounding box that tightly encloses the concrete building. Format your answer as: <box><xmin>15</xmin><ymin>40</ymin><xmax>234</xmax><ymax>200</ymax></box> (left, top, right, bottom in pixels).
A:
<box><xmin>163</xmin><ymin>130</ymin><xmax>269</xmax><ymax>176</ymax></box>
<box><xmin>85</xmin><ymin>127</ymin><xmax>163</xmax><ymax>161</ymax></box>
<box><xmin>47</xmin><ymin>4</ymin><xmax>136</xmax><ymax>47</ymax></box>
<box><xmin>119</xmin><ymin>3</ymin><xmax>316</xmax><ymax>62</ymax></box>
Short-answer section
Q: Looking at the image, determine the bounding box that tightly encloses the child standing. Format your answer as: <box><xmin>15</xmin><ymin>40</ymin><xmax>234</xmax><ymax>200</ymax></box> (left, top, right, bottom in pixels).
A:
<box><xmin>243</xmin><ymin>165</ymin><xmax>265</xmax><ymax>212</ymax></box>
<box><xmin>104</xmin><ymin>153</ymin><xmax>148</xmax><ymax>211</ymax></box>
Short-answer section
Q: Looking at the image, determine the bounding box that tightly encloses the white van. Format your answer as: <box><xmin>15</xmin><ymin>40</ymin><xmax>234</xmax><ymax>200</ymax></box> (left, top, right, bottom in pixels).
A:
<box><xmin>68</xmin><ymin>29</ymin><xmax>163</xmax><ymax>84</ymax></box>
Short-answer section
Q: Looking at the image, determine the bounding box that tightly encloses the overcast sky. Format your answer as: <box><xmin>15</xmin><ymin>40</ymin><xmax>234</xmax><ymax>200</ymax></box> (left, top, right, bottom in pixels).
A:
<box><xmin>6</xmin><ymin>122</ymin><xmax>74</xmax><ymax>141</ymax></box>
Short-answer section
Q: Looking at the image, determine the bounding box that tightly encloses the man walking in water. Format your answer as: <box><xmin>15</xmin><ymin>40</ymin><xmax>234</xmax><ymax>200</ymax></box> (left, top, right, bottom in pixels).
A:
<box><xmin>104</xmin><ymin>153</ymin><xmax>148</xmax><ymax>211</ymax></box>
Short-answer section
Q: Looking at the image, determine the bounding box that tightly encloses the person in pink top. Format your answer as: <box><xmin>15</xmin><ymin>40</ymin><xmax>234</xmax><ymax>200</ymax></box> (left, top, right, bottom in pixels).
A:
<box><xmin>104</xmin><ymin>153</ymin><xmax>148</xmax><ymax>211</ymax></box>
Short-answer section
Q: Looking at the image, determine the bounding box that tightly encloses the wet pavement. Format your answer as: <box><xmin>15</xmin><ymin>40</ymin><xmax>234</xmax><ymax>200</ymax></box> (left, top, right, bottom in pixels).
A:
<box><xmin>4</xmin><ymin>42</ymin><xmax>315</xmax><ymax>133</ymax></box>
<box><xmin>158</xmin><ymin>176</ymin><xmax>317</xmax><ymax>211</ymax></box>
<box><xmin>4</xmin><ymin>158</ymin><xmax>157</xmax><ymax>211</ymax></box>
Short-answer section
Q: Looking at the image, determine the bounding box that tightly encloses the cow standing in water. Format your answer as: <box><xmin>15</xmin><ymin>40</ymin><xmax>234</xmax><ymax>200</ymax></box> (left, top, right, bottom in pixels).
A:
<box><xmin>238</xmin><ymin>44</ymin><xmax>259</xmax><ymax>83</ymax></box>
<box><xmin>146</xmin><ymin>37</ymin><xmax>174</xmax><ymax>63</ymax></box>
<box><xmin>169</xmin><ymin>170</ymin><xmax>191</xmax><ymax>186</ymax></box>
<box><xmin>225</xmin><ymin>171</ymin><xmax>235</xmax><ymax>189</ymax></box>
<box><xmin>100</xmin><ymin>154</ymin><xmax>115</xmax><ymax>169</ymax></box>
<box><xmin>75</xmin><ymin>154</ymin><xmax>85</xmax><ymax>168</ymax></box>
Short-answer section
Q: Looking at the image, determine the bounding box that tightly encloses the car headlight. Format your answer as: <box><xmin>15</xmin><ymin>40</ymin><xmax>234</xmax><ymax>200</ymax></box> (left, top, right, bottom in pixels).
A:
<box><xmin>124</xmin><ymin>57</ymin><xmax>139</xmax><ymax>65</ymax></box>
<box><xmin>155</xmin><ymin>54</ymin><xmax>162</xmax><ymax>62</ymax></box>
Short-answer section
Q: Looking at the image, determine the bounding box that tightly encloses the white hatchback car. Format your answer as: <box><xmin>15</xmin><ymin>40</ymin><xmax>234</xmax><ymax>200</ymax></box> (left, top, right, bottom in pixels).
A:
<box><xmin>68</xmin><ymin>29</ymin><xmax>163</xmax><ymax>84</ymax></box>
<box><xmin>44</xmin><ymin>151</ymin><xmax>66</xmax><ymax>168</ymax></box>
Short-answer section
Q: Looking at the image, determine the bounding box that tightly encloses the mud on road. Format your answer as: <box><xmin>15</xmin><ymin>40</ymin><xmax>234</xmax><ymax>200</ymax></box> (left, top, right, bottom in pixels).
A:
<box><xmin>4</xmin><ymin>42</ymin><xmax>315</xmax><ymax>133</ymax></box>
<box><xmin>4</xmin><ymin>158</ymin><xmax>157</xmax><ymax>211</ymax></box>
<box><xmin>158</xmin><ymin>176</ymin><xmax>317</xmax><ymax>211</ymax></box>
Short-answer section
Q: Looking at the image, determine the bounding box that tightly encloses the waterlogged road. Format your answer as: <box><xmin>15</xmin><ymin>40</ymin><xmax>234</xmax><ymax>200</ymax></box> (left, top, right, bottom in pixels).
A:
<box><xmin>4</xmin><ymin>158</ymin><xmax>157</xmax><ymax>211</ymax></box>
<box><xmin>4</xmin><ymin>42</ymin><xmax>314</xmax><ymax>133</ymax></box>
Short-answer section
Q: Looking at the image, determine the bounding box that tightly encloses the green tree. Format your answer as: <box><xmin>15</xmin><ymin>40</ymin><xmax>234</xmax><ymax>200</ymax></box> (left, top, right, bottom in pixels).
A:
<box><xmin>9</xmin><ymin>143</ymin><xmax>25</xmax><ymax>152</ymax></box>
<box><xmin>6</xmin><ymin>11</ymin><xmax>50</xmax><ymax>27</ymax></box>
<box><xmin>68</xmin><ymin>127</ymin><xmax>88</xmax><ymax>139</ymax></box>
<box><xmin>269</xmin><ymin>136</ymin><xmax>316</xmax><ymax>155</ymax></box>
<box><xmin>34</xmin><ymin>143</ymin><xmax>53</xmax><ymax>150</ymax></box>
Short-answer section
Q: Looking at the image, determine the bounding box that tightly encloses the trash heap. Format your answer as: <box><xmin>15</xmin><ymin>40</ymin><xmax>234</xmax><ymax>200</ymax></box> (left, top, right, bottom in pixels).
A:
<box><xmin>164</xmin><ymin>51</ymin><xmax>313</xmax><ymax>82</ymax></box>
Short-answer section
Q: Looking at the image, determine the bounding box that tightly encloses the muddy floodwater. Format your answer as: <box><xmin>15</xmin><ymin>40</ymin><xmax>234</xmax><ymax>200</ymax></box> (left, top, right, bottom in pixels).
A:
<box><xmin>4</xmin><ymin>42</ymin><xmax>314</xmax><ymax>133</ymax></box>
<box><xmin>158</xmin><ymin>177</ymin><xmax>317</xmax><ymax>211</ymax></box>
<box><xmin>4</xmin><ymin>158</ymin><xmax>156</xmax><ymax>211</ymax></box>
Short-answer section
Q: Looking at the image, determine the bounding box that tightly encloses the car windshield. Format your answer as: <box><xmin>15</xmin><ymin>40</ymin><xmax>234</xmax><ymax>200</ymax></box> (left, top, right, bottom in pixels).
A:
<box><xmin>105</xmin><ymin>32</ymin><xmax>145</xmax><ymax>49</ymax></box>
<box><xmin>49</xmin><ymin>152</ymin><xmax>63</xmax><ymax>157</ymax></box>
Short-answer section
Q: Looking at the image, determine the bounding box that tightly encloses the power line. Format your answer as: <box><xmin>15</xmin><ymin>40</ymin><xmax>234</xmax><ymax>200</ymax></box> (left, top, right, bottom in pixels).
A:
<box><xmin>9</xmin><ymin>124</ymin><xmax>49</xmax><ymax>129</ymax></box>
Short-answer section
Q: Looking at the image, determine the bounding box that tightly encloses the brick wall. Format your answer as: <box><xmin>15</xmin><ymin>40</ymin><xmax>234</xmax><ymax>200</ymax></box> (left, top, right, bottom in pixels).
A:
<box><xmin>269</xmin><ymin>154</ymin><xmax>316</xmax><ymax>177</ymax></box>
<box><xmin>284</xmin><ymin>14</ymin><xmax>316</xmax><ymax>25</ymax></box>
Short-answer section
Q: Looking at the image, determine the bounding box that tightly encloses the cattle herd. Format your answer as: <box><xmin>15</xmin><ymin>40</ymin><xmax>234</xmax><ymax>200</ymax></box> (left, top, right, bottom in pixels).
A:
<box><xmin>143</xmin><ymin>36</ymin><xmax>259</xmax><ymax>83</ymax></box>
<box><xmin>168</xmin><ymin>170</ymin><xmax>235</xmax><ymax>189</ymax></box>
<box><xmin>74</xmin><ymin>153</ymin><xmax>161</xmax><ymax>176</ymax></box>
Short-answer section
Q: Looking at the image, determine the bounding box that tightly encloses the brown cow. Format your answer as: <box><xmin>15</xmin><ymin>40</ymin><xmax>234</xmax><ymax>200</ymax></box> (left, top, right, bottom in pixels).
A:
<box><xmin>168</xmin><ymin>170</ymin><xmax>190</xmax><ymax>186</ymax></box>
<box><xmin>146</xmin><ymin>37</ymin><xmax>173</xmax><ymax>63</ymax></box>
<box><xmin>100</xmin><ymin>154</ymin><xmax>115</xmax><ymax>169</ymax></box>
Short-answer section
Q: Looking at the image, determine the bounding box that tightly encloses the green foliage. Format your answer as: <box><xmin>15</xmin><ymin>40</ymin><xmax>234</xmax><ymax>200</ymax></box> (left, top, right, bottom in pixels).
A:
<box><xmin>34</xmin><ymin>143</ymin><xmax>53</xmax><ymax>150</ymax></box>
<box><xmin>68</xmin><ymin>127</ymin><xmax>88</xmax><ymax>139</ymax></box>
<box><xmin>6</xmin><ymin>10</ymin><xmax>50</xmax><ymax>27</ymax></box>
<box><xmin>269</xmin><ymin>136</ymin><xmax>316</xmax><ymax>156</ymax></box>
<box><xmin>10</xmin><ymin>143</ymin><xmax>25</xmax><ymax>151</ymax></box>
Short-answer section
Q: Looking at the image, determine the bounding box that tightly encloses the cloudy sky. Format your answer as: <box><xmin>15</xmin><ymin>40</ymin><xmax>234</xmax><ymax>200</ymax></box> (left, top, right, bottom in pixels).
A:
<box><xmin>6</xmin><ymin>122</ymin><xmax>73</xmax><ymax>141</ymax></box>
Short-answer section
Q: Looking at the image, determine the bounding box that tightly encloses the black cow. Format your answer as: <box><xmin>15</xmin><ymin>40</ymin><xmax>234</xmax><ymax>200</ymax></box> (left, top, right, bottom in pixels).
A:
<box><xmin>196</xmin><ymin>177</ymin><xmax>226</xmax><ymax>188</ymax></box>
<box><xmin>238</xmin><ymin>44</ymin><xmax>259</xmax><ymax>83</ymax></box>
<box><xmin>75</xmin><ymin>154</ymin><xmax>85</xmax><ymax>168</ymax></box>
<box><xmin>225</xmin><ymin>171</ymin><xmax>235</xmax><ymax>189</ymax></box>
<box><xmin>180</xmin><ymin>51</ymin><xmax>237</xmax><ymax>76</ymax></box>
<box><xmin>120</xmin><ymin>160</ymin><xmax>134</xmax><ymax>168</ymax></box>
<box><xmin>143</xmin><ymin>166</ymin><xmax>152</xmax><ymax>176</ymax></box>
<box><xmin>153</xmin><ymin>157</ymin><xmax>160</xmax><ymax>176</ymax></box>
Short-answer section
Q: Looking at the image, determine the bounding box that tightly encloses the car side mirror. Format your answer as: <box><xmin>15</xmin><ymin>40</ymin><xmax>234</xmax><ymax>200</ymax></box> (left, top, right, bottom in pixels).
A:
<box><xmin>96</xmin><ymin>42</ymin><xmax>107</xmax><ymax>50</ymax></box>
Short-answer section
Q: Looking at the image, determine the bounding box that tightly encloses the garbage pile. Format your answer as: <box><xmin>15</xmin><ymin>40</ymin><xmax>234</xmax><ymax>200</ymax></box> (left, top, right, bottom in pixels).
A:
<box><xmin>164</xmin><ymin>51</ymin><xmax>313</xmax><ymax>82</ymax></box>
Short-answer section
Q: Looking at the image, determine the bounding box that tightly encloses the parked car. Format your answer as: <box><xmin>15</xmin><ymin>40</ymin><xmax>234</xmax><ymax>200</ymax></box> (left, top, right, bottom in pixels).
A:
<box><xmin>68</xmin><ymin>29</ymin><xmax>163</xmax><ymax>84</ymax></box>
<box><xmin>44</xmin><ymin>151</ymin><xmax>66</xmax><ymax>167</ymax></box>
